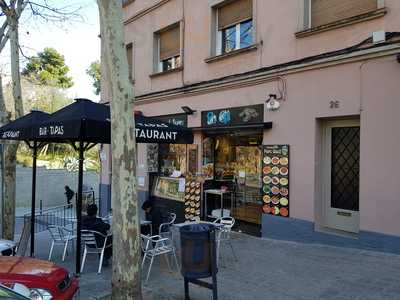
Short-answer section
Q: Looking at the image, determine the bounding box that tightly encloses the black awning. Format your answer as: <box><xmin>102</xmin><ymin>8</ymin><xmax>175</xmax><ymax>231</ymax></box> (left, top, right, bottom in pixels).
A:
<box><xmin>34</xmin><ymin>98</ymin><xmax>193</xmax><ymax>144</ymax></box>
<box><xmin>135</xmin><ymin>115</ymin><xmax>193</xmax><ymax>144</ymax></box>
<box><xmin>192</xmin><ymin>122</ymin><xmax>272</xmax><ymax>134</ymax></box>
<box><xmin>0</xmin><ymin>111</ymin><xmax>50</xmax><ymax>141</ymax></box>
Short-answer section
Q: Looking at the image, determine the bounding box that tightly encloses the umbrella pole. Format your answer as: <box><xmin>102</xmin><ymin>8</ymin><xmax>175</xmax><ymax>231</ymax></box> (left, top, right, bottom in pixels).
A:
<box><xmin>30</xmin><ymin>141</ymin><xmax>37</xmax><ymax>257</ymax></box>
<box><xmin>76</xmin><ymin>141</ymin><xmax>84</xmax><ymax>275</ymax></box>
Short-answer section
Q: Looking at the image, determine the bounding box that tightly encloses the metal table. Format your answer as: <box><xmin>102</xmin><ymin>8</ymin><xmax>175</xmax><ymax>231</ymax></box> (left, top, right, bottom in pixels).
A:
<box><xmin>204</xmin><ymin>189</ymin><xmax>233</xmax><ymax>219</ymax></box>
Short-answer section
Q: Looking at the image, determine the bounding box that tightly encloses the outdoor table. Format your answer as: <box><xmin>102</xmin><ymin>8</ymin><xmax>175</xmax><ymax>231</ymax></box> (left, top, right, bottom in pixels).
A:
<box><xmin>204</xmin><ymin>189</ymin><xmax>233</xmax><ymax>219</ymax></box>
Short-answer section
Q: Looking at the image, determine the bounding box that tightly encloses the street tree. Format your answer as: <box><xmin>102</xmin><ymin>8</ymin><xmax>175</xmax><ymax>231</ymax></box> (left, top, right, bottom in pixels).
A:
<box><xmin>86</xmin><ymin>60</ymin><xmax>101</xmax><ymax>95</ymax></box>
<box><xmin>22</xmin><ymin>47</ymin><xmax>74</xmax><ymax>89</ymax></box>
<box><xmin>0</xmin><ymin>0</ymin><xmax>80</xmax><ymax>240</ymax></box>
<box><xmin>97</xmin><ymin>0</ymin><xmax>142</xmax><ymax>299</ymax></box>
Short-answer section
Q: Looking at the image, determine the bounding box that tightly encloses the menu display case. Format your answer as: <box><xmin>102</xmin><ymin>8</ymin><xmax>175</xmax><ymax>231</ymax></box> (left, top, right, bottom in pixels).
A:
<box><xmin>152</xmin><ymin>176</ymin><xmax>185</xmax><ymax>202</ymax></box>
<box><xmin>261</xmin><ymin>145</ymin><xmax>290</xmax><ymax>217</ymax></box>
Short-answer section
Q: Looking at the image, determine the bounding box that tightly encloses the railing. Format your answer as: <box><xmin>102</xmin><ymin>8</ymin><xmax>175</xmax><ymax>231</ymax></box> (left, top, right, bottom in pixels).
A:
<box><xmin>23</xmin><ymin>192</ymin><xmax>99</xmax><ymax>233</ymax></box>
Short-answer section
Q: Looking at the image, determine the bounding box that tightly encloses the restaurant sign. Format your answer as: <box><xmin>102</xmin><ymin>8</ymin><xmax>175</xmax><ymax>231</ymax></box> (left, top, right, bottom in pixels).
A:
<box><xmin>201</xmin><ymin>104</ymin><xmax>263</xmax><ymax>127</ymax></box>
<box><xmin>156</xmin><ymin>114</ymin><xmax>187</xmax><ymax>127</ymax></box>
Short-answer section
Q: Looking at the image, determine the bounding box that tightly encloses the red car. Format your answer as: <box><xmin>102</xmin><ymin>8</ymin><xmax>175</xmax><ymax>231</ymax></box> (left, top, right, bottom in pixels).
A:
<box><xmin>0</xmin><ymin>256</ymin><xmax>78</xmax><ymax>300</ymax></box>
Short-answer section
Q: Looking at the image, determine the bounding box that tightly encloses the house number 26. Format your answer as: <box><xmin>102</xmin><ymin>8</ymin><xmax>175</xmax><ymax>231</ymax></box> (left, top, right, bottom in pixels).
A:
<box><xmin>330</xmin><ymin>100</ymin><xmax>340</xmax><ymax>109</ymax></box>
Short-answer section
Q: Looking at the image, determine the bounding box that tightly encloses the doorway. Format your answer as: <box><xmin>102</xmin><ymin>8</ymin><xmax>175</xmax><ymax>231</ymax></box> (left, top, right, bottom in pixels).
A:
<box><xmin>202</xmin><ymin>130</ymin><xmax>263</xmax><ymax>235</ymax></box>
<box><xmin>321</xmin><ymin>119</ymin><xmax>360</xmax><ymax>233</ymax></box>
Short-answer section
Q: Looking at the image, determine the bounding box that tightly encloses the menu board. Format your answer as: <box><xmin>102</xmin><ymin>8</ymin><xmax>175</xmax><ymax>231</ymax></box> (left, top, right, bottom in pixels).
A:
<box><xmin>152</xmin><ymin>176</ymin><xmax>185</xmax><ymax>202</ymax></box>
<box><xmin>184</xmin><ymin>178</ymin><xmax>202</xmax><ymax>221</ymax></box>
<box><xmin>187</xmin><ymin>145</ymin><xmax>198</xmax><ymax>175</ymax></box>
<box><xmin>261</xmin><ymin>145</ymin><xmax>289</xmax><ymax>217</ymax></box>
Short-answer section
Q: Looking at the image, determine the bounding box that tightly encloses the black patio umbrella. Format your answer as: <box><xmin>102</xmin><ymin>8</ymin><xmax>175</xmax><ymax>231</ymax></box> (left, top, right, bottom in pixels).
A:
<box><xmin>35</xmin><ymin>98</ymin><xmax>193</xmax><ymax>274</ymax></box>
<box><xmin>0</xmin><ymin>110</ymin><xmax>50</xmax><ymax>257</ymax></box>
<box><xmin>34</xmin><ymin>98</ymin><xmax>110</xmax><ymax>274</ymax></box>
<box><xmin>35</xmin><ymin>99</ymin><xmax>193</xmax><ymax>273</ymax></box>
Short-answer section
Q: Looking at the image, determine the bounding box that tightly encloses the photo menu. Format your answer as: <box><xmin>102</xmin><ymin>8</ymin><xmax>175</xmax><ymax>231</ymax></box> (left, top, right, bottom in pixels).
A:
<box><xmin>261</xmin><ymin>145</ymin><xmax>290</xmax><ymax>217</ymax></box>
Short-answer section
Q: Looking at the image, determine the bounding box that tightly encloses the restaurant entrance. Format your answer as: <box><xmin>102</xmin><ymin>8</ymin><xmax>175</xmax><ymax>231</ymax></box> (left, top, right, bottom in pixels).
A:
<box><xmin>202</xmin><ymin>130</ymin><xmax>263</xmax><ymax>234</ymax></box>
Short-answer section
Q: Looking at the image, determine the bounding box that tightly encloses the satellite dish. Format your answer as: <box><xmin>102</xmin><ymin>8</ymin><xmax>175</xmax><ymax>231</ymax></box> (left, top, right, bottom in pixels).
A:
<box><xmin>266</xmin><ymin>99</ymin><xmax>280</xmax><ymax>111</ymax></box>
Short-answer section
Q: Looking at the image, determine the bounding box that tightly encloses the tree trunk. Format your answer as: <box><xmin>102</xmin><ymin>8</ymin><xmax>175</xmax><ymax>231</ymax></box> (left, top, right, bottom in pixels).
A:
<box><xmin>2</xmin><ymin>14</ymin><xmax>23</xmax><ymax>240</ymax></box>
<box><xmin>97</xmin><ymin>1</ymin><xmax>142</xmax><ymax>299</ymax></box>
<box><xmin>0</xmin><ymin>74</ymin><xmax>10</xmax><ymax>238</ymax></box>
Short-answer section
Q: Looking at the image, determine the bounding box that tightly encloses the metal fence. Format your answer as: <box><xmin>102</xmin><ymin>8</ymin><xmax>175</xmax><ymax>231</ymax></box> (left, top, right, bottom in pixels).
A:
<box><xmin>23</xmin><ymin>191</ymin><xmax>99</xmax><ymax>233</ymax></box>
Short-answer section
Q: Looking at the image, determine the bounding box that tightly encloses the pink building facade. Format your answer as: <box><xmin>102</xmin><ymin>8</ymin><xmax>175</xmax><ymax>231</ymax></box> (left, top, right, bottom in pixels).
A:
<box><xmin>101</xmin><ymin>0</ymin><xmax>400</xmax><ymax>251</ymax></box>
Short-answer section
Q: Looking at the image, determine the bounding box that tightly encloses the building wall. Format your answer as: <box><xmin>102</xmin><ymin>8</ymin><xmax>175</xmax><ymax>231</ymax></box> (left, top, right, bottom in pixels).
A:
<box><xmin>132</xmin><ymin>55</ymin><xmax>400</xmax><ymax>237</ymax></box>
<box><xmin>123</xmin><ymin>0</ymin><xmax>400</xmax><ymax>96</ymax></box>
<box><xmin>108</xmin><ymin>0</ymin><xmax>400</xmax><ymax>244</ymax></box>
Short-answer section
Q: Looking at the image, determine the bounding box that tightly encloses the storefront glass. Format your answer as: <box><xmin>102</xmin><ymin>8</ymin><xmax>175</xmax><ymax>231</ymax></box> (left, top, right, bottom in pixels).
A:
<box><xmin>159</xmin><ymin>144</ymin><xmax>187</xmax><ymax>176</ymax></box>
<box><xmin>202</xmin><ymin>130</ymin><xmax>263</xmax><ymax>226</ymax></box>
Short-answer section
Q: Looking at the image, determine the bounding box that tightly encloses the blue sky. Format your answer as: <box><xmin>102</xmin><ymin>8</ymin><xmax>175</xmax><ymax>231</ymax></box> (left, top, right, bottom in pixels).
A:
<box><xmin>3</xmin><ymin>0</ymin><xmax>101</xmax><ymax>101</ymax></box>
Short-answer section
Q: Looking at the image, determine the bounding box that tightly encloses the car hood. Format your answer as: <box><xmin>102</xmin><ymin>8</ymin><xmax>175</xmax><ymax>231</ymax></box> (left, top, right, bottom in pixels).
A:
<box><xmin>0</xmin><ymin>257</ymin><xmax>60</xmax><ymax>276</ymax></box>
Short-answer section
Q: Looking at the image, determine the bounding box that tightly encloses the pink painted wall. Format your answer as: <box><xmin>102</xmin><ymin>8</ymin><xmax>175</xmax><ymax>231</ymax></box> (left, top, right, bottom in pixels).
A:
<box><xmin>123</xmin><ymin>0</ymin><xmax>400</xmax><ymax>96</ymax></box>
<box><xmin>132</xmin><ymin>56</ymin><xmax>400</xmax><ymax>236</ymax></box>
<box><xmin>118</xmin><ymin>1</ymin><xmax>400</xmax><ymax>236</ymax></box>
<box><xmin>359</xmin><ymin>56</ymin><xmax>400</xmax><ymax>236</ymax></box>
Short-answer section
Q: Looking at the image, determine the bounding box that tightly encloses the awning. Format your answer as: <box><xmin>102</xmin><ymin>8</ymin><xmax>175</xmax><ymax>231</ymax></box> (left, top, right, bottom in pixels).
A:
<box><xmin>135</xmin><ymin>114</ymin><xmax>193</xmax><ymax>144</ymax></box>
<box><xmin>192</xmin><ymin>122</ymin><xmax>272</xmax><ymax>134</ymax></box>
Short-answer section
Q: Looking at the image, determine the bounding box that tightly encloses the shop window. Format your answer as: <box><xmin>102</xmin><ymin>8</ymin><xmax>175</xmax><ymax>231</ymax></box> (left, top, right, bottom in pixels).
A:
<box><xmin>159</xmin><ymin>144</ymin><xmax>187</xmax><ymax>176</ymax></box>
<box><xmin>215</xmin><ymin>0</ymin><xmax>253</xmax><ymax>55</ymax></box>
<box><xmin>156</xmin><ymin>24</ymin><xmax>181</xmax><ymax>73</ymax></box>
<box><xmin>309</xmin><ymin>0</ymin><xmax>378</xmax><ymax>28</ymax></box>
<box><xmin>126</xmin><ymin>43</ymin><xmax>133</xmax><ymax>82</ymax></box>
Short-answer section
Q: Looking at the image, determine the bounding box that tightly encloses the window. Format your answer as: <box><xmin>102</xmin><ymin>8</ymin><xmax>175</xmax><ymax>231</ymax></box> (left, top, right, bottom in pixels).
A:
<box><xmin>216</xmin><ymin>0</ymin><xmax>253</xmax><ymax>55</ymax></box>
<box><xmin>157</xmin><ymin>24</ymin><xmax>181</xmax><ymax>73</ymax></box>
<box><xmin>310</xmin><ymin>0</ymin><xmax>378</xmax><ymax>27</ymax></box>
<box><xmin>126</xmin><ymin>43</ymin><xmax>133</xmax><ymax>82</ymax></box>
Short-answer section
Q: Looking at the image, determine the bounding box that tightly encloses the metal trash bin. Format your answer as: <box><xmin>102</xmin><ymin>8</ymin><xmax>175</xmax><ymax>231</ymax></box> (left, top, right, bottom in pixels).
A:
<box><xmin>180</xmin><ymin>223</ymin><xmax>218</xmax><ymax>300</ymax></box>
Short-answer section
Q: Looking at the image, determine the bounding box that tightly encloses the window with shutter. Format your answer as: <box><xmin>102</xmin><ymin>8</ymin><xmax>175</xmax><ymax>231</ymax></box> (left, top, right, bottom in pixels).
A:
<box><xmin>126</xmin><ymin>43</ymin><xmax>133</xmax><ymax>82</ymax></box>
<box><xmin>215</xmin><ymin>0</ymin><xmax>254</xmax><ymax>55</ymax></box>
<box><xmin>311</xmin><ymin>0</ymin><xmax>378</xmax><ymax>27</ymax></box>
<box><xmin>156</xmin><ymin>24</ymin><xmax>181</xmax><ymax>72</ymax></box>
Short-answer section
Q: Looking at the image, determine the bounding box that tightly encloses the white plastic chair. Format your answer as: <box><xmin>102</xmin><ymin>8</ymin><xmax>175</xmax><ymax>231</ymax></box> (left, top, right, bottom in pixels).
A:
<box><xmin>141</xmin><ymin>234</ymin><xmax>179</xmax><ymax>284</ymax></box>
<box><xmin>47</xmin><ymin>225</ymin><xmax>76</xmax><ymax>261</ymax></box>
<box><xmin>80</xmin><ymin>230</ymin><xmax>111</xmax><ymax>274</ymax></box>
<box><xmin>213</xmin><ymin>217</ymin><xmax>238</xmax><ymax>266</ymax></box>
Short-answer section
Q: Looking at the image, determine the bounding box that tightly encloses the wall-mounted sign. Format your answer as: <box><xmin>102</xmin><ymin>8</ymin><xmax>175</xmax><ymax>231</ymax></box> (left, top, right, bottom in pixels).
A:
<box><xmin>201</xmin><ymin>104</ymin><xmax>263</xmax><ymax>127</ymax></box>
<box><xmin>155</xmin><ymin>113</ymin><xmax>188</xmax><ymax>127</ymax></box>
<box><xmin>261</xmin><ymin>145</ymin><xmax>289</xmax><ymax>218</ymax></box>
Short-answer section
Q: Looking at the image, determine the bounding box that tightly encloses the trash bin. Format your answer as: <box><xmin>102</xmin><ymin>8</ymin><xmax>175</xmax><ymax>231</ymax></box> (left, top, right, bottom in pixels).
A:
<box><xmin>180</xmin><ymin>223</ymin><xmax>218</xmax><ymax>300</ymax></box>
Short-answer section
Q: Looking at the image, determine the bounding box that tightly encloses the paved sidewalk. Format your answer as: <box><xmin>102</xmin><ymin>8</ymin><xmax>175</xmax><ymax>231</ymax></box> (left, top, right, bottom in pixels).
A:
<box><xmin>29</xmin><ymin>230</ymin><xmax>400</xmax><ymax>300</ymax></box>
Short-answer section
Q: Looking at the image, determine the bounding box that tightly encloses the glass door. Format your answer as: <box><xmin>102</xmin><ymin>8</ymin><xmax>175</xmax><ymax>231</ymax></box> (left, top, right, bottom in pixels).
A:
<box><xmin>233</xmin><ymin>146</ymin><xmax>262</xmax><ymax>225</ymax></box>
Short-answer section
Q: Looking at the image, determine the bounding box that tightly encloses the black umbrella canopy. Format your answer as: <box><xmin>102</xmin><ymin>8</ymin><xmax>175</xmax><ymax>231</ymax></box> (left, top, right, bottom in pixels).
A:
<box><xmin>135</xmin><ymin>114</ymin><xmax>193</xmax><ymax>144</ymax></box>
<box><xmin>35</xmin><ymin>98</ymin><xmax>193</xmax><ymax>144</ymax></box>
<box><xmin>0</xmin><ymin>110</ymin><xmax>50</xmax><ymax>140</ymax></box>
<box><xmin>0</xmin><ymin>110</ymin><xmax>50</xmax><ymax>258</ymax></box>
<box><xmin>36</xmin><ymin>98</ymin><xmax>111</xmax><ymax>144</ymax></box>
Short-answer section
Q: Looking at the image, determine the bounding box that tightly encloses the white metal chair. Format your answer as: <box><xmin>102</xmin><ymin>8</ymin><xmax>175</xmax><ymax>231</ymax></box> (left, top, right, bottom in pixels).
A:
<box><xmin>80</xmin><ymin>230</ymin><xmax>111</xmax><ymax>274</ymax></box>
<box><xmin>47</xmin><ymin>225</ymin><xmax>76</xmax><ymax>261</ymax></box>
<box><xmin>213</xmin><ymin>217</ymin><xmax>238</xmax><ymax>266</ymax></box>
<box><xmin>159</xmin><ymin>213</ymin><xmax>176</xmax><ymax>242</ymax></box>
<box><xmin>141</xmin><ymin>234</ymin><xmax>179</xmax><ymax>284</ymax></box>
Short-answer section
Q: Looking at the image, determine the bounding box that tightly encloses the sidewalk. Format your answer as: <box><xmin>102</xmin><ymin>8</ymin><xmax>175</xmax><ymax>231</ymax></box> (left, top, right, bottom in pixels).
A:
<box><xmin>31</xmin><ymin>230</ymin><xmax>400</xmax><ymax>300</ymax></box>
